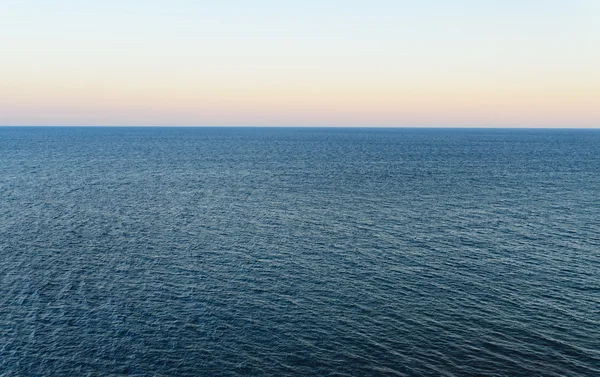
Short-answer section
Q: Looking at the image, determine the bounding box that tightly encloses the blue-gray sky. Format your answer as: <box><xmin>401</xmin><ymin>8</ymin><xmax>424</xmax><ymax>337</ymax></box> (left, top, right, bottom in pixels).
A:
<box><xmin>1</xmin><ymin>0</ymin><xmax>599</xmax><ymax>126</ymax></box>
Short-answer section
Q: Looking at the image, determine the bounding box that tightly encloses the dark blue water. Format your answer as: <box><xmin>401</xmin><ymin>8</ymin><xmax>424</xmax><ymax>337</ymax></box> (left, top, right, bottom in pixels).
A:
<box><xmin>1</xmin><ymin>127</ymin><xmax>599</xmax><ymax>376</ymax></box>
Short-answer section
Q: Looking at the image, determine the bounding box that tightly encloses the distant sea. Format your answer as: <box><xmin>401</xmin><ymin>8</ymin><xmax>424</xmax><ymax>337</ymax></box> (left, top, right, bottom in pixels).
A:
<box><xmin>1</xmin><ymin>127</ymin><xmax>599</xmax><ymax>376</ymax></box>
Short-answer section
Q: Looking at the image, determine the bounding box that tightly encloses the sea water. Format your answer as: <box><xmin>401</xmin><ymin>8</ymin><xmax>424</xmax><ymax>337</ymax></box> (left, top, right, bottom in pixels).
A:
<box><xmin>1</xmin><ymin>127</ymin><xmax>599</xmax><ymax>376</ymax></box>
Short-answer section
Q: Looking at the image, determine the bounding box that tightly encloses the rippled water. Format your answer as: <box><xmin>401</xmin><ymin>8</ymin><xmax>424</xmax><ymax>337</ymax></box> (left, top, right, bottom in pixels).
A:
<box><xmin>1</xmin><ymin>127</ymin><xmax>599</xmax><ymax>376</ymax></box>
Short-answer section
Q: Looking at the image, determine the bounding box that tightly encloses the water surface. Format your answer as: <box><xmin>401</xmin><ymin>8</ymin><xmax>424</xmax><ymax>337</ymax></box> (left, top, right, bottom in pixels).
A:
<box><xmin>1</xmin><ymin>127</ymin><xmax>599</xmax><ymax>376</ymax></box>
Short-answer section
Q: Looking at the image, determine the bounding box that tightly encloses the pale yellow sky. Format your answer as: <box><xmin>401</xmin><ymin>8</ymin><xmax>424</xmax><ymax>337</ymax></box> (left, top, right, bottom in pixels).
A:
<box><xmin>1</xmin><ymin>1</ymin><xmax>599</xmax><ymax>127</ymax></box>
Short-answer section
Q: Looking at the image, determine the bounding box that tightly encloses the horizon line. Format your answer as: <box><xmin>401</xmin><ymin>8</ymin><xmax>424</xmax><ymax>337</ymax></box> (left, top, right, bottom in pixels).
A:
<box><xmin>1</xmin><ymin>125</ymin><xmax>599</xmax><ymax>130</ymax></box>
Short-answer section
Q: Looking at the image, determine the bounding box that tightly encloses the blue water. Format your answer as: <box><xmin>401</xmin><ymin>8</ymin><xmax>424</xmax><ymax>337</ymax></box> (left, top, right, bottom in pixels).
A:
<box><xmin>1</xmin><ymin>127</ymin><xmax>599</xmax><ymax>376</ymax></box>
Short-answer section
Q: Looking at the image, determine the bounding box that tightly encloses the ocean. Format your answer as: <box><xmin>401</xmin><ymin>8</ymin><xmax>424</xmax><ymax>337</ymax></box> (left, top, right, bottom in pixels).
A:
<box><xmin>1</xmin><ymin>127</ymin><xmax>599</xmax><ymax>376</ymax></box>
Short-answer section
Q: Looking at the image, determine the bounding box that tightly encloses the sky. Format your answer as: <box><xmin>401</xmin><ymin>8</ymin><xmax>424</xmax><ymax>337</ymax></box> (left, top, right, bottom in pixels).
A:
<box><xmin>1</xmin><ymin>0</ymin><xmax>599</xmax><ymax>127</ymax></box>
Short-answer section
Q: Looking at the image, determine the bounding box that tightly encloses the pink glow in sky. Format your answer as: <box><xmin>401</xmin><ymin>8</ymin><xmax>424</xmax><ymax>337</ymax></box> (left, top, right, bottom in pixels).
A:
<box><xmin>1</xmin><ymin>1</ymin><xmax>599</xmax><ymax>127</ymax></box>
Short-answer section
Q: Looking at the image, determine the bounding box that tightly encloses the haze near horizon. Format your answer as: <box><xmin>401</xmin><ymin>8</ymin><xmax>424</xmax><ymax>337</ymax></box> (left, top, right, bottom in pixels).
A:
<box><xmin>1</xmin><ymin>1</ymin><xmax>599</xmax><ymax>127</ymax></box>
